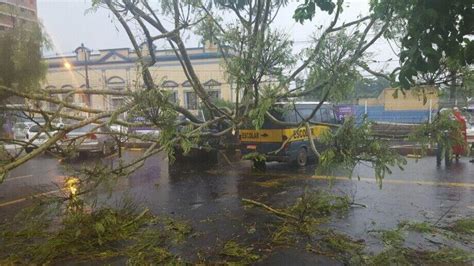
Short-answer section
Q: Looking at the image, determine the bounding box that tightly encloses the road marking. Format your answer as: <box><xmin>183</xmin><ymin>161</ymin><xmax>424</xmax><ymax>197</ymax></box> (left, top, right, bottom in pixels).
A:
<box><xmin>0</xmin><ymin>189</ymin><xmax>62</xmax><ymax>208</ymax></box>
<box><xmin>4</xmin><ymin>174</ymin><xmax>33</xmax><ymax>182</ymax></box>
<box><xmin>310</xmin><ymin>175</ymin><xmax>474</xmax><ymax>188</ymax></box>
<box><xmin>129</xmin><ymin>148</ymin><xmax>144</xmax><ymax>151</ymax></box>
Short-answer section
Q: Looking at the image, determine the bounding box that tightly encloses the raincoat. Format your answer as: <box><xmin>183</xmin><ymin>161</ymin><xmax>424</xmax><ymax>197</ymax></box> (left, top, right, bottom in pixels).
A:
<box><xmin>452</xmin><ymin>111</ymin><xmax>467</xmax><ymax>156</ymax></box>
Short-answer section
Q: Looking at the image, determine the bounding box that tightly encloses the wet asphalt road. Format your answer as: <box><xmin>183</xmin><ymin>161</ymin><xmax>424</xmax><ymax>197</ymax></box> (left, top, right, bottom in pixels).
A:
<box><xmin>0</xmin><ymin>150</ymin><xmax>473</xmax><ymax>263</ymax></box>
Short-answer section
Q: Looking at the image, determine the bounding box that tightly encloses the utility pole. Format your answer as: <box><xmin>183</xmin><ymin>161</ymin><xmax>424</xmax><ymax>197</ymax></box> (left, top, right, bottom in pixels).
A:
<box><xmin>81</xmin><ymin>43</ymin><xmax>91</xmax><ymax>107</ymax></box>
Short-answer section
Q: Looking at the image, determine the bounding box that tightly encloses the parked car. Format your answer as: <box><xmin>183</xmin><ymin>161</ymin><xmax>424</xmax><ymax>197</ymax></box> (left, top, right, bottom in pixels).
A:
<box><xmin>15</xmin><ymin>117</ymin><xmax>63</xmax><ymax>140</ymax></box>
<box><xmin>60</xmin><ymin>124</ymin><xmax>117</xmax><ymax>155</ymax></box>
<box><xmin>172</xmin><ymin>111</ymin><xmax>220</xmax><ymax>165</ymax></box>
<box><xmin>12</xmin><ymin>121</ymin><xmax>29</xmax><ymax>140</ymax></box>
<box><xmin>467</xmin><ymin>122</ymin><xmax>474</xmax><ymax>147</ymax></box>
<box><xmin>24</xmin><ymin>124</ymin><xmax>59</xmax><ymax>153</ymax></box>
<box><xmin>127</xmin><ymin>116</ymin><xmax>160</xmax><ymax>142</ymax></box>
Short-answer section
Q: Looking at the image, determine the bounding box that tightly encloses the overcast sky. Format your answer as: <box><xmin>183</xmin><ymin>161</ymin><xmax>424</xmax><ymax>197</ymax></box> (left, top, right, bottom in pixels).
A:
<box><xmin>38</xmin><ymin>0</ymin><xmax>397</xmax><ymax>71</ymax></box>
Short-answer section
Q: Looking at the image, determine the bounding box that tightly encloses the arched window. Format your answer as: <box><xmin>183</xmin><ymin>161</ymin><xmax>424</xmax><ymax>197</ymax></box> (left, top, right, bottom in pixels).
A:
<box><xmin>162</xmin><ymin>80</ymin><xmax>178</xmax><ymax>103</ymax></box>
<box><xmin>45</xmin><ymin>86</ymin><xmax>59</xmax><ymax>111</ymax></box>
<box><xmin>203</xmin><ymin>79</ymin><xmax>221</xmax><ymax>87</ymax></box>
<box><xmin>78</xmin><ymin>84</ymin><xmax>90</xmax><ymax>106</ymax></box>
<box><xmin>185</xmin><ymin>91</ymin><xmax>197</xmax><ymax>110</ymax></box>
<box><xmin>107</xmin><ymin>76</ymin><xmax>126</xmax><ymax>90</ymax></box>
<box><xmin>182</xmin><ymin>80</ymin><xmax>197</xmax><ymax>109</ymax></box>
<box><xmin>61</xmin><ymin>85</ymin><xmax>74</xmax><ymax>104</ymax></box>
<box><xmin>182</xmin><ymin>80</ymin><xmax>192</xmax><ymax>87</ymax></box>
<box><xmin>44</xmin><ymin>85</ymin><xmax>56</xmax><ymax>90</ymax></box>
<box><xmin>106</xmin><ymin>77</ymin><xmax>126</xmax><ymax>111</ymax></box>
<box><xmin>162</xmin><ymin>80</ymin><xmax>179</xmax><ymax>88</ymax></box>
<box><xmin>203</xmin><ymin>79</ymin><xmax>221</xmax><ymax>102</ymax></box>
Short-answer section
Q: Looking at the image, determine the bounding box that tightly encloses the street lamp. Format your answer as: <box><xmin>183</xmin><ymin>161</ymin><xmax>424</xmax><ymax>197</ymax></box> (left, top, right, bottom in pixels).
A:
<box><xmin>64</xmin><ymin>62</ymin><xmax>72</xmax><ymax>70</ymax></box>
<box><xmin>63</xmin><ymin>43</ymin><xmax>91</xmax><ymax>107</ymax></box>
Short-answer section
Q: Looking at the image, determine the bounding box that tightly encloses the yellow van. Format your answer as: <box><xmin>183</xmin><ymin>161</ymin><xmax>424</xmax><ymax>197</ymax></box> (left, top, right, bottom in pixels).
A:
<box><xmin>240</xmin><ymin>102</ymin><xmax>339</xmax><ymax>168</ymax></box>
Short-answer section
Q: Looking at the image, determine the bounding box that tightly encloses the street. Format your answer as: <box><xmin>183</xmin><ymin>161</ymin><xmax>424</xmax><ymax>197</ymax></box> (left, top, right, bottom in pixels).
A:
<box><xmin>1</xmin><ymin>150</ymin><xmax>473</xmax><ymax>264</ymax></box>
<box><xmin>2</xmin><ymin>0</ymin><xmax>474</xmax><ymax>264</ymax></box>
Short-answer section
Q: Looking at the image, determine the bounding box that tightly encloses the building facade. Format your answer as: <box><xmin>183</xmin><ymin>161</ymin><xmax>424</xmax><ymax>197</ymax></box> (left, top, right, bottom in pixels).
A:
<box><xmin>0</xmin><ymin>0</ymin><xmax>37</xmax><ymax>30</ymax></box>
<box><xmin>357</xmin><ymin>87</ymin><xmax>439</xmax><ymax>111</ymax></box>
<box><xmin>43</xmin><ymin>43</ymin><xmax>233</xmax><ymax>116</ymax></box>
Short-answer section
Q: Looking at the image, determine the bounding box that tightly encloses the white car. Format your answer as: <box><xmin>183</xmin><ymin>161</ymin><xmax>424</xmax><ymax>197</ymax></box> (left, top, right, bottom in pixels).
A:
<box><xmin>60</xmin><ymin>124</ymin><xmax>117</xmax><ymax>155</ymax></box>
<box><xmin>25</xmin><ymin>124</ymin><xmax>59</xmax><ymax>153</ymax></box>
<box><xmin>12</xmin><ymin>122</ymin><xmax>29</xmax><ymax>140</ymax></box>
<box><xmin>14</xmin><ymin>118</ymin><xmax>47</xmax><ymax>140</ymax></box>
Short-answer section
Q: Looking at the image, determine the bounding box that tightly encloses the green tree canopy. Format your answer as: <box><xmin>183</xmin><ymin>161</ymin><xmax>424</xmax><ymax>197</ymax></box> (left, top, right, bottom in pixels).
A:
<box><xmin>370</xmin><ymin>0</ymin><xmax>474</xmax><ymax>88</ymax></box>
<box><xmin>354</xmin><ymin>77</ymin><xmax>390</xmax><ymax>98</ymax></box>
<box><xmin>0</xmin><ymin>23</ymin><xmax>47</xmax><ymax>99</ymax></box>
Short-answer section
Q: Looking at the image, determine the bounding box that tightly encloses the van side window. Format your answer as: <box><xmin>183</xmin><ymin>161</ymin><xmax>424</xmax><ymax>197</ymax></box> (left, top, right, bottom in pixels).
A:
<box><xmin>320</xmin><ymin>107</ymin><xmax>331</xmax><ymax>123</ymax></box>
<box><xmin>296</xmin><ymin>108</ymin><xmax>322</xmax><ymax>122</ymax></box>
<box><xmin>322</xmin><ymin>107</ymin><xmax>338</xmax><ymax>123</ymax></box>
<box><xmin>262</xmin><ymin>108</ymin><xmax>288</xmax><ymax>129</ymax></box>
<box><xmin>284</xmin><ymin>110</ymin><xmax>297</xmax><ymax>123</ymax></box>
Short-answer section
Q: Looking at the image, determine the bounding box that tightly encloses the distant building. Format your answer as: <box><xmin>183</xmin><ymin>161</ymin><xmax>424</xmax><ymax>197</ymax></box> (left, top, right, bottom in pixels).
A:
<box><xmin>43</xmin><ymin>43</ymin><xmax>233</xmax><ymax>116</ymax></box>
<box><xmin>0</xmin><ymin>0</ymin><xmax>38</xmax><ymax>106</ymax></box>
<box><xmin>357</xmin><ymin>87</ymin><xmax>439</xmax><ymax>111</ymax></box>
<box><xmin>353</xmin><ymin>87</ymin><xmax>440</xmax><ymax>124</ymax></box>
<box><xmin>0</xmin><ymin>0</ymin><xmax>37</xmax><ymax>30</ymax></box>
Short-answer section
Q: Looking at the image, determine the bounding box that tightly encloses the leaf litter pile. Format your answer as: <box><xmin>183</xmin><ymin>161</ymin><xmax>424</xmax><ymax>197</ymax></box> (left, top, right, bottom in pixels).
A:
<box><xmin>0</xmin><ymin>199</ymin><xmax>192</xmax><ymax>264</ymax></box>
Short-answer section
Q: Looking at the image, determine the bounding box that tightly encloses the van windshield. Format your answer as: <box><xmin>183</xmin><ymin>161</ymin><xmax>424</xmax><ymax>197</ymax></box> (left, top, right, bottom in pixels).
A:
<box><xmin>260</xmin><ymin>104</ymin><xmax>335</xmax><ymax>129</ymax></box>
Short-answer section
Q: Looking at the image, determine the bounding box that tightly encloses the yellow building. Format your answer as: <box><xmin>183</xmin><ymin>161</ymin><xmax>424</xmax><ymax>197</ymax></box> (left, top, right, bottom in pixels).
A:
<box><xmin>358</xmin><ymin>87</ymin><xmax>439</xmax><ymax>111</ymax></box>
<box><xmin>42</xmin><ymin>43</ymin><xmax>232</xmax><ymax>115</ymax></box>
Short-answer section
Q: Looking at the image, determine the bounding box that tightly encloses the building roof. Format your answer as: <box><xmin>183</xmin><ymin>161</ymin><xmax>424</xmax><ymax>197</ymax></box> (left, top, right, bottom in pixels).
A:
<box><xmin>44</xmin><ymin>45</ymin><xmax>227</xmax><ymax>69</ymax></box>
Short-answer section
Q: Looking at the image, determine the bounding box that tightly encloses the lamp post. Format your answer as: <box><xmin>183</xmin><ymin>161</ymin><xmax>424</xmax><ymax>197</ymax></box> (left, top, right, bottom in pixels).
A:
<box><xmin>82</xmin><ymin>43</ymin><xmax>90</xmax><ymax>91</ymax></box>
<box><xmin>64</xmin><ymin>43</ymin><xmax>91</xmax><ymax>107</ymax></box>
<box><xmin>82</xmin><ymin>43</ymin><xmax>91</xmax><ymax>107</ymax></box>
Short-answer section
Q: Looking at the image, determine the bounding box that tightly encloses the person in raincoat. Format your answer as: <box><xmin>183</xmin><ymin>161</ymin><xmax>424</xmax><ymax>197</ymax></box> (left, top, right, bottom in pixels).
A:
<box><xmin>452</xmin><ymin>107</ymin><xmax>467</xmax><ymax>160</ymax></box>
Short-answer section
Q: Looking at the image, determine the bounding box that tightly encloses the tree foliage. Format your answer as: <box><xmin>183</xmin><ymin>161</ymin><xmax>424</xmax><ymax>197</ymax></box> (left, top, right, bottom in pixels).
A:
<box><xmin>319</xmin><ymin>117</ymin><xmax>406</xmax><ymax>187</ymax></box>
<box><xmin>370</xmin><ymin>0</ymin><xmax>474</xmax><ymax>88</ymax></box>
<box><xmin>294</xmin><ymin>0</ymin><xmax>337</xmax><ymax>23</ymax></box>
<box><xmin>0</xmin><ymin>23</ymin><xmax>47</xmax><ymax>97</ymax></box>
<box><xmin>304</xmin><ymin>30</ymin><xmax>363</xmax><ymax>102</ymax></box>
<box><xmin>0</xmin><ymin>0</ymin><xmax>413</xmax><ymax>184</ymax></box>
<box><xmin>354</xmin><ymin>77</ymin><xmax>390</xmax><ymax>98</ymax></box>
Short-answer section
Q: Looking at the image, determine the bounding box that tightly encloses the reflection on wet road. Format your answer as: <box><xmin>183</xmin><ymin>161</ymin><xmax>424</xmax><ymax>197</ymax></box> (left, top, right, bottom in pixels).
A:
<box><xmin>1</xmin><ymin>151</ymin><xmax>473</xmax><ymax>262</ymax></box>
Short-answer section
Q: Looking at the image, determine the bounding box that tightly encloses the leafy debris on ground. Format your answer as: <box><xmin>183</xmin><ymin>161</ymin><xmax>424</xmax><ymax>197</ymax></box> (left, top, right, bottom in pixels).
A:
<box><xmin>0</xmin><ymin>201</ymin><xmax>191</xmax><ymax>264</ymax></box>
<box><xmin>450</xmin><ymin>218</ymin><xmax>474</xmax><ymax>235</ymax></box>
<box><xmin>219</xmin><ymin>240</ymin><xmax>260</xmax><ymax>264</ymax></box>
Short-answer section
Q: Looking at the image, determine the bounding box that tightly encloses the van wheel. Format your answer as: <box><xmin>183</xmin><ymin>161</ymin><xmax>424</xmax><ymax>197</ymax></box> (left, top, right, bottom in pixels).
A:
<box><xmin>295</xmin><ymin>147</ymin><xmax>308</xmax><ymax>167</ymax></box>
<box><xmin>252</xmin><ymin>160</ymin><xmax>266</xmax><ymax>171</ymax></box>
